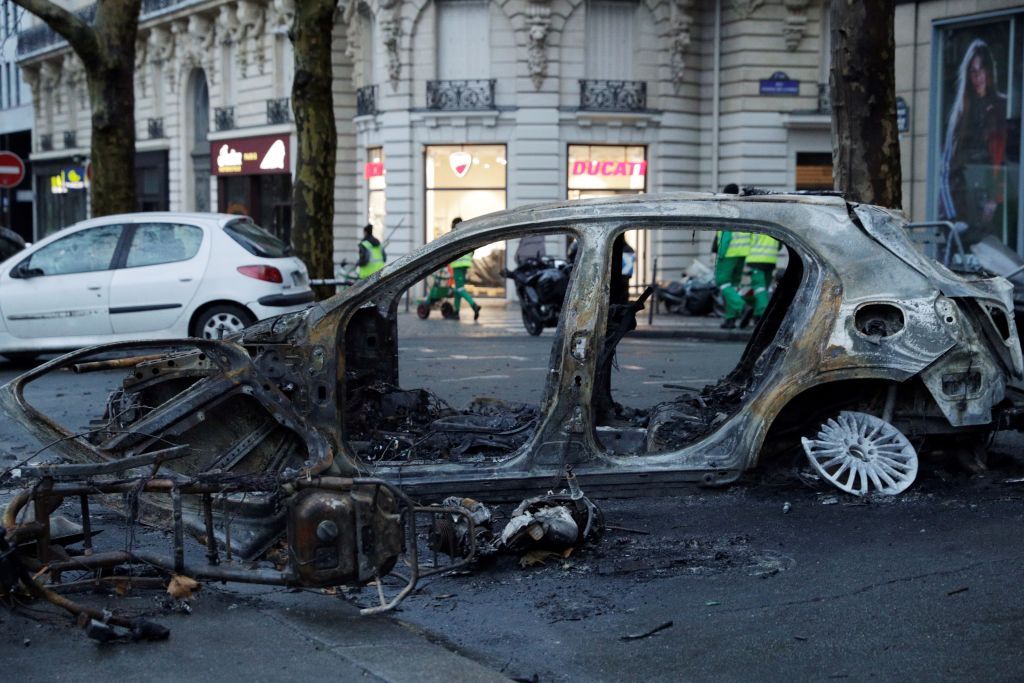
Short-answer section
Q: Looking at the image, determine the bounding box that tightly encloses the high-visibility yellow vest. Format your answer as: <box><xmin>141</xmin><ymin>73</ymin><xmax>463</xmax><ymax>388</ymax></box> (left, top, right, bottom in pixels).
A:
<box><xmin>452</xmin><ymin>251</ymin><xmax>474</xmax><ymax>269</ymax></box>
<box><xmin>746</xmin><ymin>234</ymin><xmax>780</xmax><ymax>265</ymax></box>
<box><xmin>721</xmin><ymin>231</ymin><xmax>751</xmax><ymax>259</ymax></box>
<box><xmin>358</xmin><ymin>240</ymin><xmax>385</xmax><ymax>278</ymax></box>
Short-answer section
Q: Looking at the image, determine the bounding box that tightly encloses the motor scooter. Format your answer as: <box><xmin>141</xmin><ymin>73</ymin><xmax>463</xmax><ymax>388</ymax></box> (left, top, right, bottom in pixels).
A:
<box><xmin>502</xmin><ymin>257</ymin><xmax>571</xmax><ymax>335</ymax></box>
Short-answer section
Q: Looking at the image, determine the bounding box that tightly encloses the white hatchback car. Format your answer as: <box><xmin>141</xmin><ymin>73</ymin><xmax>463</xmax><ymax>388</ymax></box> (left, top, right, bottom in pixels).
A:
<box><xmin>0</xmin><ymin>212</ymin><xmax>312</xmax><ymax>362</ymax></box>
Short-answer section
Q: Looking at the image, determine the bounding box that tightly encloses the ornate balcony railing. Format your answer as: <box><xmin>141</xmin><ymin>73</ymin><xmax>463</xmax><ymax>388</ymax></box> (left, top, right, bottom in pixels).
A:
<box><xmin>39</xmin><ymin>134</ymin><xmax>52</xmax><ymax>152</ymax></box>
<box><xmin>214</xmin><ymin>107</ymin><xmax>235</xmax><ymax>132</ymax></box>
<box><xmin>356</xmin><ymin>85</ymin><xmax>378</xmax><ymax>117</ymax></box>
<box><xmin>17</xmin><ymin>0</ymin><xmax>204</xmax><ymax>58</ymax></box>
<box><xmin>426</xmin><ymin>79</ymin><xmax>495</xmax><ymax>111</ymax></box>
<box><xmin>148</xmin><ymin>117</ymin><xmax>164</xmax><ymax>139</ymax></box>
<box><xmin>63</xmin><ymin>131</ymin><xmax>76</xmax><ymax>149</ymax></box>
<box><xmin>817</xmin><ymin>83</ymin><xmax>832</xmax><ymax>114</ymax></box>
<box><xmin>579</xmin><ymin>79</ymin><xmax>647</xmax><ymax>112</ymax></box>
<box><xmin>267</xmin><ymin>98</ymin><xmax>291</xmax><ymax>124</ymax></box>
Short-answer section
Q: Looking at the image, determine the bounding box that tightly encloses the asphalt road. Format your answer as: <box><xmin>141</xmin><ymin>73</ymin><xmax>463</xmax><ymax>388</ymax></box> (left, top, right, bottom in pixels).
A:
<box><xmin>2</xmin><ymin>323</ymin><xmax>1023</xmax><ymax>681</ymax></box>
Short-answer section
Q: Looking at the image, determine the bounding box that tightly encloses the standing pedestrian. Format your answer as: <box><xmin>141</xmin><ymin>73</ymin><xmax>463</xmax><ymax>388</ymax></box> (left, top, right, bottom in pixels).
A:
<box><xmin>448</xmin><ymin>217</ymin><xmax>482</xmax><ymax>321</ymax></box>
<box><xmin>745</xmin><ymin>233</ymin><xmax>780</xmax><ymax>325</ymax></box>
<box><xmin>357</xmin><ymin>224</ymin><xmax>386</xmax><ymax>279</ymax></box>
<box><xmin>714</xmin><ymin>184</ymin><xmax>750</xmax><ymax>329</ymax></box>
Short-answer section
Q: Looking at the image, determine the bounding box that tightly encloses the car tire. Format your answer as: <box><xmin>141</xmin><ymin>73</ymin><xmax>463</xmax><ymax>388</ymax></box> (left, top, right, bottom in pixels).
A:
<box><xmin>416</xmin><ymin>303</ymin><xmax>431</xmax><ymax>319</ymax></box>
<box><xmin>192</xmin><ymin>304</ymin><xmax>256</xmax><ymax>340</ymax></box>
<box><xmin>1</xmin><ymin>352</ymin><xmax>39</xmax><ymax>366</ymax></box>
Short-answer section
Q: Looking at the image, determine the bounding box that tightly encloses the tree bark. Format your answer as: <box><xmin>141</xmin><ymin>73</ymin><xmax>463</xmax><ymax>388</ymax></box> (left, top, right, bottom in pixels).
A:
<box><xmin>290</xmin><ymin>0</ymin><xmax>339</xmax><ymax>296</ymax></box>
<box><xmin>12</xmin><ymin>0</ymin><xmax>140</xmax><ymax>216</ymax></box>
<box><xmin>829</xmin><ymin>0</ymin><xmax>902</xmax><ymax>209</ymax></box>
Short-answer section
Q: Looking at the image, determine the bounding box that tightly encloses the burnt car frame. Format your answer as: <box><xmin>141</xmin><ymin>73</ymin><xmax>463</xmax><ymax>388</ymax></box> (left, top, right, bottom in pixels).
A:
<box><xmin>2</xmin><ymin>194</ymin><xmax>1023</xmax><ymax>561</ymax></box>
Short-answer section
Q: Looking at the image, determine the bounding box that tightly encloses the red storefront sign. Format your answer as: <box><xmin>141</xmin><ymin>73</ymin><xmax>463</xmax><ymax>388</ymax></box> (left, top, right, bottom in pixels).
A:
<box><xmin>364</xmin><ymin>162</ymin><xmax>385</xmax><ymax>178</ymax></box>
<box><xmin>571</xmin><ymin>160</ymin><xmax>647</xmax><ymax>177</ymax></box>
<box><xmin>211</xmin><ymin>135</ymin><xmax>290</xmax><ymax>176</ymax></box>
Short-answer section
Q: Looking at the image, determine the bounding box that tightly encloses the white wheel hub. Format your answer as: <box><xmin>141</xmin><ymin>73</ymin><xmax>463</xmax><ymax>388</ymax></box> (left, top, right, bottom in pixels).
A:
<box><xmin>801</xmin><ymin>411</ymin><xmax>918</xmax><ymax>496</ymax></box>
<box><xmin>202</xmin><ymin>312</ymin><xmax>246</xmax><ymax>339</ymax></box>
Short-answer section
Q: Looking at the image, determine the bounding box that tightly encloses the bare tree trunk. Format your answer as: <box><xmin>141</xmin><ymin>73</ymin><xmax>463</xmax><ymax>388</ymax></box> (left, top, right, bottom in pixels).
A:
<box><xmin>12</xmin><ymin>0</ymin><xmax>140</xmax><ymax>216</ymax></box>
<box><xmin>290</xmin><ymin>0</ymin><xmax>339</xmax><ymax>297</ymax></box>
<box><xmin>830</xmin><ymin>0</ymin><xmax>902</xmax><ymax>209</ymax></box>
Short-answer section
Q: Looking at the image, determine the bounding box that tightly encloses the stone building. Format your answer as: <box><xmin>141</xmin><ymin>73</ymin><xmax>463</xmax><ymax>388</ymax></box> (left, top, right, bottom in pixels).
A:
<box><xmin>14</xmin><ymin>0</ymin><xmax>1024</xmax><ymax>298</ymax></box>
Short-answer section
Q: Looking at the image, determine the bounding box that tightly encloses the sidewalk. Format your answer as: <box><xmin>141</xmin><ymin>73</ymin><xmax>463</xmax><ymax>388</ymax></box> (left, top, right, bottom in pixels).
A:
<box><xmin>398</xmin><ymin>301</ymin><xmax>752</xmax><ymax>342</ymax></box>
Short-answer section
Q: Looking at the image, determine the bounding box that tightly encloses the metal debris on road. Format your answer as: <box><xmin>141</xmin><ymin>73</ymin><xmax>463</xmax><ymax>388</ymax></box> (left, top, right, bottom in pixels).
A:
<box><xmin>620</xmin><ymin>620</ymin><xmax>674</xmax><ymax>641</ymax></box>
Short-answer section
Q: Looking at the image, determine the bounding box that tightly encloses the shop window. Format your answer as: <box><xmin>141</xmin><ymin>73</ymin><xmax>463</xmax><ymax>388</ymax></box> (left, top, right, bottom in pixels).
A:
<box><xmin>367</xmin><ymin>146</ymin><xmax>386</xmax><ymax>236</ymax></box>
<box><xmin>935</xmin><ymin>17</ymin><xmax>1022</xmax><ymax>253</ymax></box>
<box><xmin>585</xmin><ymin>0</ymin><xmax>636</xmax><ymax>80</ymax></box>
<box><xmin>568</xmin><ymin>144</ymin><xmax>647</xmax><ymax>293</ymax></box>
<box><xmin>425</xmin><ymin>144</ymin><xmax>507</xmax><ymax>297</ymax></box>
<box><xmin>796</xmin><ymin>152</ymin><xmax>832</xmax><ymax>191</ymax></box>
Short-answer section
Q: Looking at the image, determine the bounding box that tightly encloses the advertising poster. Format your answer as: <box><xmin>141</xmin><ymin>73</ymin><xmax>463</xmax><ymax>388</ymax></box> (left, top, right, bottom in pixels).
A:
<box><xmin>937</xmin><ymin>20</ymin><xmax>1019</xmax><ymax>250</ymax></box>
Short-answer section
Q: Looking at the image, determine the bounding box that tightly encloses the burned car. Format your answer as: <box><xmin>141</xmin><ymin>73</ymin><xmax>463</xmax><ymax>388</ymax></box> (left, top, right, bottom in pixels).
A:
<box><xmin>2</xmin><ymin>193</ymin><xmax>1022</xmax><ymax>618</ymax></box>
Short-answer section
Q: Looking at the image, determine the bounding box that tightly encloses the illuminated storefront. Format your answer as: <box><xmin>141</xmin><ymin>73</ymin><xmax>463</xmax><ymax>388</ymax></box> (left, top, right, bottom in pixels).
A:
<box><xmin>567</xmin><ymin>144</ymin><xmax>648</xmax><ymax>291</ymax></box>
<box><xmin>425</xmin><ymin>144</ymin><xmax>507</xmax><ymax>296</ymax></box>
<box><xmin>212</xmin><ymin>134</ymin><xmax>293</xmax><ymax>242</ymax></box>
<box><xmin>34</xmin><ymin>159</ymin><xmax>87</xmax><ymax>238</ymax></box>
<box><xmin>365</xmin><ymin>146</ymin><xmax>386</xmax><ymax>235</ymax></box>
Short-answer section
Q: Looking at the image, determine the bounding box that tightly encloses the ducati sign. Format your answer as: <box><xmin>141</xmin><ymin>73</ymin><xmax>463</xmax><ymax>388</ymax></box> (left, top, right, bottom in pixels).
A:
<box><xmin>449</xmin><ymin>151</ymin><xmax>472</xmax><ymax>178</ymax></box>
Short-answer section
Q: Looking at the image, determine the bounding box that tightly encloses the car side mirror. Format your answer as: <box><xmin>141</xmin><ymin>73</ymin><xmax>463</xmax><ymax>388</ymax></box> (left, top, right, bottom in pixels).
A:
<box><xmin>12</xmin><ymin>261</ymin><xmax>43</xmax><ymax>279</ymax></box>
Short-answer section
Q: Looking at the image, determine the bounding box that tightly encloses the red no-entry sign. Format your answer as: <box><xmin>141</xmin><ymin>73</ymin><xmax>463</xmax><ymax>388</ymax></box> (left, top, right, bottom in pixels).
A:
<box><xmin>0</xmin><ymin>151</ymin><xmax>25</xmax><ymax>189</ymax></box>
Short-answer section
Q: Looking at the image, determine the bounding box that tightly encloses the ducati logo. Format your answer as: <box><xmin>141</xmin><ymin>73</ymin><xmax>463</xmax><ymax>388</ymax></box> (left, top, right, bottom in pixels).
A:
<box><xmin>449</xmin><ymin>151</ymin><xmax>472</xmax><ymax>178</ymax></box>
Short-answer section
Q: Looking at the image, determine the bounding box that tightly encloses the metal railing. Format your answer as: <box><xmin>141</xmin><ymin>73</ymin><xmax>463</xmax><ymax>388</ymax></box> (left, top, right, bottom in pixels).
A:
<box><xmin>356</xmin><ymin>85</ymin><xmax>377</xmax><ymax>116</ymax></box>
<box><xmin>39</xmin><ymin>134</ymin><xmax>52</xmax><ymax>151</ymax></box>
<box><xmin>63</xmin><ymin>131</ymin><xmax>76</xmax><ymax>149</ymax></box>
<box><xmin>579</xmin><ymin>79</ymin><xmax>647</xmax><ymax>112</ymax></box>
<box><xmin>266</xmin><ymin>98</ymin><xmax>291</xmax><ymax>124</ymax></box>
<box><xmin>214</xmin><ymin>106</ymin><xmax>235</xmax><ymax>132</ymax></box>
<box><xmin>426</xmin><ymin>79</ymin><xmax>496</xmax><ymax>111</ymax></box>
<box><xmin>147</xmin><ymin>117</ymin><xmax>164</xmax><ymax>139</ymax></box>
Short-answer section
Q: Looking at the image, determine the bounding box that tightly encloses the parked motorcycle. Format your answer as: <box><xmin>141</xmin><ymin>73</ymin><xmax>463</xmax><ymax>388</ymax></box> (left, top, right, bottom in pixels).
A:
<box><xmin>656</xmin><ymin>274</ymin><xmax>717</xmax><ymax>316</ymax></box>
<box><xmin>502</xmin><ymin>256</ymin><xmax>571</xmax><ymax>336</ymax></box>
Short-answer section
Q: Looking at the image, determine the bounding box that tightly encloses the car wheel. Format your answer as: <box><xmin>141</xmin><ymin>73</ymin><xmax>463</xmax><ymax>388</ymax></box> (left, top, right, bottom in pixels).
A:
<box><xmin>2</xmin><ymin>352</ymin><xmax>39</xmax><ymax>366</ymax></box>
<box><xmin>193</xmin><ymin>305</ymin><xmax>255</xmax><ymax>340</ymax></box>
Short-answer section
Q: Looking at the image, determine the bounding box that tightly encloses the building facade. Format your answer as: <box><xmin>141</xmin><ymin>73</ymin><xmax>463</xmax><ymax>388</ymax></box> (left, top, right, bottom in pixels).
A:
<box><xmin>14</xmin><ymin>0</ymin><xmax>1024</xmax><ymax>296</ymax></box>
<box><xmin>1</xmin><ymin>0</ymin><xmax>33</xmax><ymax>241</ymax></box>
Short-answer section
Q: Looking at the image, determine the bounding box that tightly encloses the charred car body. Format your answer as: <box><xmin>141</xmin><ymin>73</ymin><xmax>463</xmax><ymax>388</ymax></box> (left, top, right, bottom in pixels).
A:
<box><xmin>2</xmin><ymin>193</ymin><xmax>1022</xmax><ymax>612</ymax></box>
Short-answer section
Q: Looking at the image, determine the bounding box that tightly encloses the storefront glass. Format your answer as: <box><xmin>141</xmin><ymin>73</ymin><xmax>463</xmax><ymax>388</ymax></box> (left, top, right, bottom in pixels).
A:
<box><xmin>934</xmin><ymin>15</ymin><xmax>1022</xmax><ymax>253</ymax></box>
<box><xmin>366</xmin><ymin>146</ymin><xmax>386</xmax><ymax>235</ymax></box>
<box><xmin>35</xmin><ymin>160</ymin><xmax>88</xmax><ymax>239</ymax></box>
<box><xmin>425</xmin><ymin>144</ymin><xmax>507</xmax><ymax>297</ymax></box>
<box><xmin>567</xmin><ymin>144</ymin><xmax>647</xmax><ymax>292</ymax></box>
<box><xmin>212</xmin><ymin>135</ymin><xmax>293</xmax><ymax>243</ymax></box>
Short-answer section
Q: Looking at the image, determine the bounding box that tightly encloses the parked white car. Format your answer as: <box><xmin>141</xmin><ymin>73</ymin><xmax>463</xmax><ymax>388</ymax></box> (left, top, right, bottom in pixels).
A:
<box><xmin>0</xmin><ymin>212</ymin><xmax>313</xmax><ymax>362</ymax></box>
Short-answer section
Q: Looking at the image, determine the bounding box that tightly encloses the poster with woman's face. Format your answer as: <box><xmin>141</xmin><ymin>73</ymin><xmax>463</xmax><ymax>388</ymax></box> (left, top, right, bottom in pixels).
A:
<box><xmin>937</xmin><ymin>20</ymin><xmax>1018</xmax><ymax>249</ymax></box>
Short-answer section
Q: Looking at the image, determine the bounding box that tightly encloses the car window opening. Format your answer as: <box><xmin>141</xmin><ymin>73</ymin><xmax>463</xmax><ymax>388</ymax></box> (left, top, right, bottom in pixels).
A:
<box><xmin>342</xmin><ymin>233</ymin><xmax>574</xmax><ymax>466</ymax></box>
<box><xmin>593</xmin><ymin>229</ymin><xmax>804</xmax><ymax>455</ymax></box>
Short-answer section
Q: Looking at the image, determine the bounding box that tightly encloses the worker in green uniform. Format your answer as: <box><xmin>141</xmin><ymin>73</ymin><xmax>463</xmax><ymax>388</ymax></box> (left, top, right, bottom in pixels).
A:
<box><xmin>714</xmin><ymin>183</ymin><xmax>749</xmax><ymax>329</ymax></box>
<box><xmin>449</xmin><ymin>217</ymin><xmax>482</xmax><ymax>321</ymax></box>
<box><xmin>357</xmin><ymin>224</ymin><xmax>386</xmax><ymax>279</ymax></box>
<box><xmin>745</xmin><ymin>233</ymin><xmax>780</xmax><ymax>323</ymax></box>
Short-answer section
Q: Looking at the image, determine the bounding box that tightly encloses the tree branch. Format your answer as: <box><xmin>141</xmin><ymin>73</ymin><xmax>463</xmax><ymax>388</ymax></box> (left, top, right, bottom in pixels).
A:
<box><xmin>9</xmin><ymin>0</ymin><xmax>101</xmax><ymax>64</ymax></box>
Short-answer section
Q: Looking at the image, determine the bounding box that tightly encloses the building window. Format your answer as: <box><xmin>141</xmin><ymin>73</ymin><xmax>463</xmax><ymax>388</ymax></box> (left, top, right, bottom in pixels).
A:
<box><xmin>425</xmin><ymin>144</ymin><xmax>507</xmax><ymax>297</ymax></box>
<box><xmin>585</xmin><ymin>0</ymin><xmax>636</xmax><ymax>80</ymax></box>
<box><xmin>934</xmin><ymin>16</ymin><xmax>1022</xmax><ymax>253</ymax></box>
<box><xmin>436</xmin><ymin>0</ymin><xmax>490</xmax><ymax>80</ymax></box>
<box><xmin>568</xmin><ymin>144</ymin><xmax>647</xmax><ymax>291</ymax></box>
